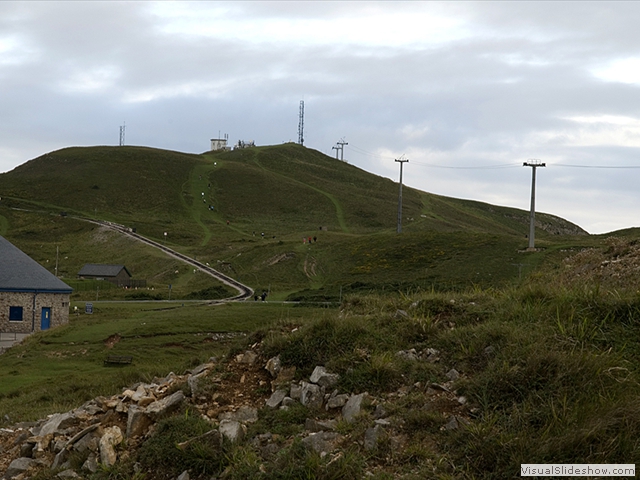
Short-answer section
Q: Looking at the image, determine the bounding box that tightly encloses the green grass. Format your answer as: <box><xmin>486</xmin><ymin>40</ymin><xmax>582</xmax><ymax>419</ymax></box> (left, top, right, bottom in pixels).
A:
<box><xmin>0</xmin><ymin>143</ymin><xmax>596</xmax><ymax>299</ymax></box>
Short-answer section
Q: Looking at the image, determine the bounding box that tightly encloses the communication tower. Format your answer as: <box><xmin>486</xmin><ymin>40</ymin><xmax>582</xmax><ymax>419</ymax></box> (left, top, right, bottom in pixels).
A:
<box><xmin>119</xmin><ymin>122</ymin><xmax>126</xmax><ymax>146</ymax></box>
<box><xmin>298</xmin><ymin>100</ymin><xmax>304</xmax><ymax>145</ymax></box>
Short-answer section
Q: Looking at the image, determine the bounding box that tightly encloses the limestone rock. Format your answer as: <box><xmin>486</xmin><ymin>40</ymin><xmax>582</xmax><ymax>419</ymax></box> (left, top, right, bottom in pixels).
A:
<box><xmin>126</xmin><ymin>405</ymin><xmax>152</xmax><ymax>438</ymax></box>
<box><xmin>326</xmin><ymin>394</ymin><xmax>349</xmax><ymax>410</ymax></box>
<box><xmin>177</xmin><ymin>471</ymin><xmax>190</xmax><ymax>480</ymax></box>
<box><xmin>82</xmin><ymin>454</ymin><xmax>99</xmax><ymax>473</ymax></box>
<box><xmin>99</xmin><ymin>426</ymin><xmax>123</xmax><ymax>467</ymax></box>
<box><xmin>309</xmin><ymin>366</ymin><xmax>339</xmax><ymax>388</ymax></box>
<box><xmin>188</xmin><ymin>371</ymin><xmax>208</xmax><ymax>397</ymax></box>
<box><xmin>5</xmin><ymin>457</ymin><xmax>40</xmax><ymax>479</ymax></box>
<box><xmin>290</xmin><ymin>383</ymin><xmax>302</xmax><ymax>400</ymax></box>
<box><xmin>301</xmin><ymin>431</ymin><xmax>340</xmax><ymax>454</ymax></box>
<box><xmin>266</xmin><ymin>390</ymin><xmax>287</xmax><ymax>408</ymax></box>
<box><xmin>219</xmin><ymin>420</ymin><xmax>245</xmax><ymax>443</ymax></box>
<box><xmin>145</xmin><ymin>391</ymin><xmax>185</xmax><ymax>419</ymax></box>
<box><xmin>364</xmin><ymin>424</ymin><xmax>385</xmax><ymax>451</ymax></box>
<box><xmin>300</xmin><ymin>382</ymin><xmax>323</xmax><ymax>409</ymax></box>
<box><xmin>219</xmin><ymin>406</ymin><xmax>258</xmax><ymax>424</ymax></box>
<box><xmin>56</xmin><ymin>469</ymin><xmax>80</xmax><ymax>478</ymax></box>
<box><xmin>396</xmin><ymin>349</ymin><xmax>419</xmax><ymax>361</ymax></box>
<box><xmin>446</xmin><ymin>369</ymin><xmax>460</xmax><ymax>382</ymax></box>
<box><xmin>265</xmin><ymin>356</ymin><xmax>281</xmax><ymax>378</ymax></box>
<box><xmin>342</xmin><ymin>393</ymin><xmax>365</xmax><ymax>423</ymax></box>
<box><xmin>236</xmin><ymin>350</ymin><xmax>258</xmax><ymax>365</ymax></box>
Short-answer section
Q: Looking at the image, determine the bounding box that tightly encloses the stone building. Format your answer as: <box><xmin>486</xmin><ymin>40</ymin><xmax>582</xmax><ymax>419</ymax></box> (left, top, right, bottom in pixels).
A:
<box><xmin>0</xmin><ymin>235</ymin><xmax>73</xmax><ymax>334</ymax></box>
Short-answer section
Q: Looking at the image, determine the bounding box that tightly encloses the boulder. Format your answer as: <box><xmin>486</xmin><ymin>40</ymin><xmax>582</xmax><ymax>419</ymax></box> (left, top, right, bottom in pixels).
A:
<box><xmin>37</xmin><ymin>412</ymin><xmax>77</xmax><ymax>437</ymax></box>
<box><xmin>290</xmin><ymin>383</ymin><xmax>302</xmax><ymax>400</ymax></box>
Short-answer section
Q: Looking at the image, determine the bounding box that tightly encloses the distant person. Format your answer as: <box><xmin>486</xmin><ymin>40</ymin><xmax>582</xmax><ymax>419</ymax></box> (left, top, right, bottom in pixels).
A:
<box><xmin>308</xmin><ymin>236</ymin><xmax>312</xmax><ymax>244</ymax></box>
<box><xmin>313</xmin><ymin>236</ymin><xmax>317</xmax><ymax>243</ymax></box>
<box><xmin>261</xmin><ymin>291</ymin><xmax>267</xmax><ymax>301</ymax></box>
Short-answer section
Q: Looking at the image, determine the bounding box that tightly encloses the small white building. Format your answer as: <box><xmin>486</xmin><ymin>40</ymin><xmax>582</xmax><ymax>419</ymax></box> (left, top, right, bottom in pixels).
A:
<box><xmin>210</xmin><ymin>135</ymin><xmax>230</xmax><ymax>151</ymax></box>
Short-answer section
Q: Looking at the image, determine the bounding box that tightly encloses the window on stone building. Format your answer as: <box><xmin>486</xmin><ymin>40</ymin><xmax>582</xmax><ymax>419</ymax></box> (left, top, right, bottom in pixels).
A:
<box><xmin>9</xmin><ymin>306</ymin><xmax>23</xmax><ymax>321</ymax></box>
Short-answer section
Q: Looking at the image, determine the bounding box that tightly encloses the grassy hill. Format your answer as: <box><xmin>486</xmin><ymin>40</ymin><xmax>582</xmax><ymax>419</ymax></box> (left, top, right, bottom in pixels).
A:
<box><xmin>0</xmin><ymin>143</ymin><xmax>590</xmax><ymax>299</ymax></box>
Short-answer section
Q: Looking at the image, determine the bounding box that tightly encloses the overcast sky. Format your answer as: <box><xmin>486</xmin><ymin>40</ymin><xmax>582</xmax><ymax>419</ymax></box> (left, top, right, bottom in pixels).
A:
<box><xmin>3</xmin><ymin>2</ymin><xmax>640</xmax><ymax>234</ymax></box>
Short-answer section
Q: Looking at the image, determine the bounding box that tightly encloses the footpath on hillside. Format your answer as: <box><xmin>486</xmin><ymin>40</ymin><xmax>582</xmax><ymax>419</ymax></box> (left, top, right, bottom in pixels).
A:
<box><xmin>86</xmin><ymin>219</ymin><xmax>254</xmax><ymax>302</ymax></box>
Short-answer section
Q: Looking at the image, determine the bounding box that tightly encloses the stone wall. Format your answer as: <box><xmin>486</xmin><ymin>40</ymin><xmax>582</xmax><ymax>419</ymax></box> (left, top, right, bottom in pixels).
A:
<box><xmin>0</xmin><ymin>291</ymin><xmax>70</xmax><ymax>334</ymax></box>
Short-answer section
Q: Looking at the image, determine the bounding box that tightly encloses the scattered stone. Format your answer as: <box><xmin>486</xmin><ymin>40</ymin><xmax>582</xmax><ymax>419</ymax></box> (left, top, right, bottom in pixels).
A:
<box><xmin>51</xmin><ymin>449</ymin><xmax>68</xmax><ymax>470</ymax></box>
<box><xmin>300</xmin><ymin>382</ymin><xmax>324</xmax><ymax>410</ymax></box>
<box><xmin>326</xmin><ymin>394</ymin><xmax>349</xmax><ymax>410</ymax></box>
<box><xmin>457</xmin><ymin>396</ymin><xmax>467</xmax><ymax>405</ymax></box>
<box><xmin>188</xmin><ymin>371</ymin><xmax>209</xmax><ymax>397</ymax></box>
<box><xmin>364</xmin><ymin>424</ymin><xmax>385</xmax><ymax>451</ymax></box>
<box><xmin>220</xmin><ymin>406</ymin><xmax>258</xmax><ymax>424</ymax></box>
<box><xmin>99</xmin><ymin>426</ymin><xmax>123</xmax><ymax>467</ymax></box>
<box><xmin>56</xmin><ymin>469</ymin><xmax>80</xmax><ymax>479</ymax></box>
<box><xmin>37</xmin><ymin>412</ymin><xmax>77</xmax><ymax>437</ymax></box>
<box><xmin>177</xmin><ymin>470</ymin><xmax>190</xmax><ymax>480</ymax></box>
<box><xmin>444</xmin><ymin>416</ymin><xmax>459</xmax><ymax>431</ymax></box>
<box><xmin>302</xmin><ymin>431</ymin><xmax>340</xmax><ymax>454</ymax></box>
<box><xmin>126</xmin><ymin>405</ymin><xmax>152</xmax><ymax>438</ymax></box>
<box><xmin>395</xmin><ymin>309</ymin><xmax>409</xmax><ymax>318</ymax></box>
<box><xmin>266</xmin><ymin>390</ymin><xmax>287</xmax><ymax>408</ymax></box>
<box><xmin>275</xmin><ymin>366</ymin><xmax>296</xmax><ymax>383</ymax></box>
<box><xmin>5</xmin><ymin>457</ymin><xmax>41</xmax><ymax>479</ymax></box>
<box><xmin>309</xmin><ymin>366</ymin><xmax>339</xmax><ymax>388</ymax></box>
<box><xmin>236</xmin><ymin>350</ymin><xmax>258</xmax><ymax>365</ymax></box>
<box><xmin>484</xmin><ymin>345</ymin><xmax>496</xmax><ymax>356</ymax></box>
<box><xmin>342</xmin><ymin>393</ymin><xmax>365</xmax><ymax>423</ymax></box>
<box><xmin>282</xmin><ymin>397</ymin><xmax>296</xmax><ymax>407</ymax></box>
<box><xmin>82</xmin><ymin>454</ymin><xmax>98</xmax><ymax>473</ymax></box>
<box><xmin>290</xmin><ymin>383</ymin><xmax>302</xmax><ymax>400</ymax></box>
<box><xmin>145</xmin><ymin>391</ymin><xmax>185</xmax><ymax>420</ymax></box>
<box><xmin>265</xmin><ymin>356</ymin><xmax>281</xmax><ymax>378</ymax></box>
<box><xmin>423</xmin><ymin>348</ymin><xmax>440</xmax><ymax>363</ymax></box>
<box><xmin>446</xmin><ymin>369</ymin><xmax>460</xmax><ymax>382</ymax></box>
<box><xmin>373</xmin><ymin>404</ymin><xmax>387</xmax><ymax>419</ymax></box>
<box><xmin>305</xmin><ymin>418</ymin><xmax>337</xmax><ymax>432</ymax></box>
<box><xmin>396</xmin><ymin>349</ymin><xmax>419</xmax><ymax>361</ymax></box>
<box><xmin>219</xmin><ymin>420</ymin><xmax>245</xmax><ymax>443</ymax></box>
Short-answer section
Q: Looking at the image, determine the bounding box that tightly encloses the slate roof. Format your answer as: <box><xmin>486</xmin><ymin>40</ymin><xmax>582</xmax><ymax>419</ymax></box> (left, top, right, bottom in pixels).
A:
<box><xmin>0</xmin><ymin>236</ymin><xmax>73</xmax><ymax>293</ymax></box>
<box><xmin>78</xmin><ymin>264</ymin><xmax>131</xmax><ymax>278</ymax></box>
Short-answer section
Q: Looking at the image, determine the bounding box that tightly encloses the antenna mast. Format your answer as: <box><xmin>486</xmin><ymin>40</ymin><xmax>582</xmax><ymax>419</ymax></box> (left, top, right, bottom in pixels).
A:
<box><xmin>119</xmin><ymin>122</ymin><xmax>126</xmax><ymax>146</ymax></box>
<box><xmin>298</xmin><ymin>100</ymin><xmax>304</xmax><ymax>145</ymax></box>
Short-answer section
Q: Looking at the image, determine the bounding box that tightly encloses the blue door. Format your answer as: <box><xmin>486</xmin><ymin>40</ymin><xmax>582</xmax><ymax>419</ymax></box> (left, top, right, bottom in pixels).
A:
<box><xmin>41</xmin><ymin>307</ymin><xmax>51</xmax><ymax>330</ymax></box>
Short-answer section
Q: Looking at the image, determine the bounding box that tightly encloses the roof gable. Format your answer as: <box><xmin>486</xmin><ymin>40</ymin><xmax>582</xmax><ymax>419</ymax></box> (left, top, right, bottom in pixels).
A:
<box><xmin>78</xmin><ymin>264</ymin><xmax>131</xmax><ymax>278</ymax></box>
<box><xmin>0</xmin><ymin>236</ymin><xmax>73</xmax><ymax>293</ymax></box>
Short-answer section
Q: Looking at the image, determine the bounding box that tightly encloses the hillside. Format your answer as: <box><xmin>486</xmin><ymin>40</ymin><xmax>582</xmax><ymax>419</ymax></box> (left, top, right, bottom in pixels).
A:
<box><xmin>0</xmin><ymin>144</ymin><xmax>589</xmax><ymax>298</ymax></box>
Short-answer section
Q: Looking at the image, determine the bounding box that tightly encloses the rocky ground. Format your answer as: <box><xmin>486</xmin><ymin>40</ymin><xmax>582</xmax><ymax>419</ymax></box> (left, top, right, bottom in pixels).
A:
<box><xmin>0</xmin><ymin>341</ymin><xmax>470</xmax><ymax>480</ymax></box>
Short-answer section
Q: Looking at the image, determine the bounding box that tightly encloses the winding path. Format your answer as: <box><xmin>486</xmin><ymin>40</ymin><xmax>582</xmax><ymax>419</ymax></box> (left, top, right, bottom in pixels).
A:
<box><xmin>88</xmin><ymin>219</ymin><xmax>254</xmax><ymax>302</ymax></box>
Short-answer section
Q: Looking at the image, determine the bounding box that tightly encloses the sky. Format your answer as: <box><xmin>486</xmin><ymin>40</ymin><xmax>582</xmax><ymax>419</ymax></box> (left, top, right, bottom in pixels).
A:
<box><xmin>2</xmin><ymin>1</ymin><xmax>640</xmax><ymax>234</ymax></box>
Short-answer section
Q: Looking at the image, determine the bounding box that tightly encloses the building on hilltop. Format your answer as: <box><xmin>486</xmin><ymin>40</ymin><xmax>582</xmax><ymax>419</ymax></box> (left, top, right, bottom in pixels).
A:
<box><xmin>0</xmin><ymin>235</ymin><xmax>73</xmax><ymax>335</ymax></box>
<box><xmin>211</xmin><ymin>134</ymin><xmax>230</xmax><ymax>151</ymax></box>
<box><xmin>78</xmin><ymin>264</ymin><xmax>132</xmax><ymax>287</ymax></box>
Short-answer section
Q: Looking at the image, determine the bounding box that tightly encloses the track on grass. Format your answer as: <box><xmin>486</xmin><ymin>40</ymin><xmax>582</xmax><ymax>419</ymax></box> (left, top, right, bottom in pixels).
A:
<box><xmin>87</xmin><ymin>219</ymin><xmax>254</xmax><ymax>302</ymax></box>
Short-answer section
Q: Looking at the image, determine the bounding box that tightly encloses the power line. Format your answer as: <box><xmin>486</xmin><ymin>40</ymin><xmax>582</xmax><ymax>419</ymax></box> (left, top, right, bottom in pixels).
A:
<box><xmin>553</xmin><ymin>163</ymin><xmax>640</xmax><ymax>169</ymax></box>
